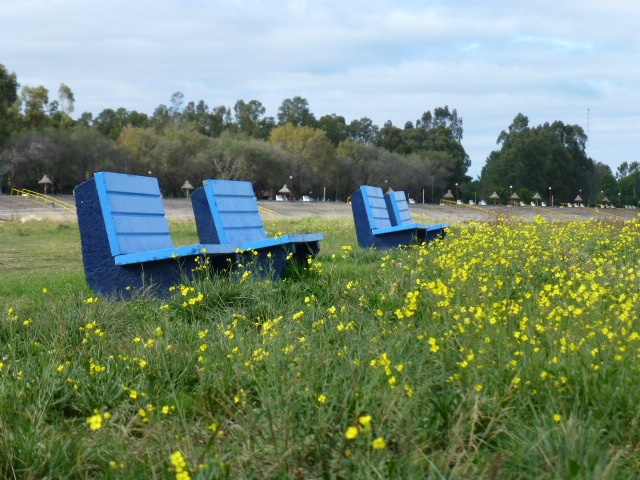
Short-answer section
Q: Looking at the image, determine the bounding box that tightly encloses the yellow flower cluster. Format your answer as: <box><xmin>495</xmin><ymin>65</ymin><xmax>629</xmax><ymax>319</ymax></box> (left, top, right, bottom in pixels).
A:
<box><xmin>86</xmin><ymin>409</ymin><xmax>111</xmax><ymax>431</ymax></box>
<box><xmin>169</xmin><ymin>450</ymin><xmax>191</xmax><ymax>480</ymax></box>
<box><xmin>344</xmin><ymin>414</ymin><xmax>386</xmax><ymax>451</ymax></box>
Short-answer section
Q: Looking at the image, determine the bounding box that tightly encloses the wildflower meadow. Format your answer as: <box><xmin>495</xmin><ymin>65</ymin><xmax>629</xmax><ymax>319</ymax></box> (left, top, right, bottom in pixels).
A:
<box><xmin>1</xmin><ymin>215</ymin><xmax>640</xmax><ymax>478</ymax></box>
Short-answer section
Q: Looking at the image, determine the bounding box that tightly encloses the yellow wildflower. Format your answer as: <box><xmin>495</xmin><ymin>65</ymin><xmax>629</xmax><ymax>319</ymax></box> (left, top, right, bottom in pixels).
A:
<box><xmin>345</xmin><ymin>426</ymin><xmax>359</xmax><ymax>440</ymax></box>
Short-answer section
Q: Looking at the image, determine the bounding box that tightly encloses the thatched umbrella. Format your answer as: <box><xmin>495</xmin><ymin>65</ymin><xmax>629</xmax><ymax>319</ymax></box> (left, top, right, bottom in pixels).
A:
<box><xmin>510</xmin><ymin>192</ymin><xmax>520</xmax><ymax>206</ymax></box>
<box><xmin>443</xmin><ymin>189</ymin><xmax>455</xmax><ymax>200</ymax></box>
<box><xmin>38</xmin><ymin>174</ymin><xmax>53</xmax><ymax>194</ymax></box>
<box><xmin>279</xmin><ymin>184</ymin><xmax>292</xmax><ymax>200</ymax></box>
<box><xmin>574</xmin><ymin>194</ymin><xmax>583</xmax><ymax>204</ymax></box>
<box><xmin>489</xmin><ymin>191</ymin><xmax>500</xmax><ymax>205</ymax></box>
<box><xmin>532</xmin><ymin>192</ymin><xmax>542</xmax><ymax>206</ymax></box>
<box><xmin>602</xmin><ymin>196</ymin><xmax>610</xmax><ymax>204</ymax></box>
<box><xmin>181</xmin><ymin>180</ymin><xmax>194</xmax><ymax>198</ymax></box>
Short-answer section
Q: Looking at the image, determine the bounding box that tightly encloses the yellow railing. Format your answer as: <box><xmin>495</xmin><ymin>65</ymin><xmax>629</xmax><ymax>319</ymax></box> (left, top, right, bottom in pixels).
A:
<box><xmin>10</xmin><ymin>188</ymin><xmax>76</xmax><ymax>213</ymax></box>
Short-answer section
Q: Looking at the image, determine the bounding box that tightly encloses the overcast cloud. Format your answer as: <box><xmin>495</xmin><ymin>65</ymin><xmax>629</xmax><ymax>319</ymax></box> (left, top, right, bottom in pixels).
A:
<box><xmin>2</xmin><ymin>0</ymin><xmax>638</xmax><ymax>178</ymax></box>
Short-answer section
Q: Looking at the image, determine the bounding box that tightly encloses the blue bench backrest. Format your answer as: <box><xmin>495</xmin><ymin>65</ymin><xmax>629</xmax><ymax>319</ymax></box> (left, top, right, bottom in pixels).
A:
<box><xmin>360</xmin><ymin>185</ymin><xmax>392</xmax><ymax>229</ymax></box>
<box><xmin>386</xmin><ymin>191</ymin><xmax>413</xmax><ymax>226</ymax></box>
<box><xmin>201</xmin><ymin>179</ymin><xmax>267</xmax><ymax>244</ymax></box>
<box><xmin>95</xmin><ymin>172</ymin><xmax>174</xmax><ymax>255</ymax></box>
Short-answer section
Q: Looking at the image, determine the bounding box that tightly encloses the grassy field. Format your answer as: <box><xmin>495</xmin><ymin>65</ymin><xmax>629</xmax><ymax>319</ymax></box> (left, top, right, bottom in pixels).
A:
<box><xmin>1</xmin><ymin>216</ymin><xmax>640</xmax><ymax>479</ymax></box>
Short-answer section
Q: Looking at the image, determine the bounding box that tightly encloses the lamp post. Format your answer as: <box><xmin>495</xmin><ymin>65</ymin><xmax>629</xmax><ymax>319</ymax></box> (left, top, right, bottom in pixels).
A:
<box><xmin>510</xmin><ymin>185</ymin><xmax>513</xmax><ymax>206</ymax></box>
<box><xmin>549</xmin><ymin>187</ymin><xmax>552</xmax><ymax>207</ymax></box>
<box><xmin>455</xmin><ymin>183</ymin><xmax>459</xmax><ymax>203</ymax></box>
<box><xmin>289</xmin><ymin>175</ymin><xmax>294</xmax><ymax>201</ymax></box>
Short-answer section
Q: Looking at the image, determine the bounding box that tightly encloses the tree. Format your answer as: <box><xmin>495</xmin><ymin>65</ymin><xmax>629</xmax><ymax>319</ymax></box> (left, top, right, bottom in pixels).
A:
<box><xmin>395</xmin><ymin>107</ymin><xmax>471</xmax><ymax>184</ymax></box>
<box><xmin>599</xmin><ymin>170</ymin><xmax>618</xmax><ymax>203</ymax></box>
<box><xmin>348</xmin><ymin>117</ymin><xmax>378</xmax><ymax>144</ymax></box>
<box><xmin>233</xmin><ymin>99</ymin><xmax>267</xmax><ymax>138</ymax></box>
<box><xmin>197</xmin><ymin>132</ymin><xmax>287</xmax><ymax>193</ymax></box>
<box><xmin>169</xmin><ymin>91</ymin><xmax>185</xmax><ymax>121</ymax></box>
<box><xmin>481</xmin><ymin>114</ymin><xmax>596</xmax><ymax>204</ymax></box>
<box><xmin>94</xmin><ymin>108</ymin><xmax>149</xmax><ymax>140</ymax></box>
<box><xmin>1</xmin><ymin>127</ymin><xmax>131</xmax><ymax>192</ymax></box>
<box><xmin>77</xmin><ymin>112</ymin><xmax>93</xmax><ymax>128</ymax></box>
<box><xmin>376</xmin><ymin>120</ymin><xmax>405</xmax><ymax>153</ymax></box>
<box><xmin>317</xmin><ymin>114</ymin><xmax>348</xmax><ymax>146</ymax></box>
<box><xmin>277</xmin><ymin>96</ymin><xmax>316</xmax><ymax>127</ymax></box>
<box><xmin>617</xmin><ymin>168</ymin><xmax>640</xmax><ymax>205</ymax></box>
<box><xmin>269</xmin><ymin>124</ymin><xmax>333</xmax><ymax>197</ymax></box>
<box><xmin>336</xmin><ymin>139</ymin><xmax>385</xmax><ymax>187</ymax></box>
<box><xmin>0</xmin><ymin>64</ymin><xmax>19</xmax><ymax>147</ymax></box>
<box><xmin>50</xmin><ymin>83</ymin><xmax>76</xmax><ymax>129</ymax></box>
<box><xmin>93</xmin><ymin>108</ymin><xmax>117</xmax><ymax>138</ymax></box>
<box><xmin>20</xmin><ymin>85</ymin><xmax>50</xmax><ymax>130</ymax></box>
<box><xmin>58</xmin><ymin>83</ymin><xmax>74</xmax><ymax>115</ymax></box>
<box><xmin>118</xmin><ymin>123</ymin><xmax>211</xmax><ymax>195</ymax></box>
<box><xmin>427</xmin><ymin>105</ymin><xmax>464</xmax><ymax>142</ymax></box>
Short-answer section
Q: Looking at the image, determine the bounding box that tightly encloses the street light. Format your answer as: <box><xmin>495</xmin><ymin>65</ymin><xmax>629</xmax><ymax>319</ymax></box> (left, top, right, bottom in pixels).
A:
<box><xmin>289</xmin><ymin>175</ymin><xmax>294</xmax><ymax>201</ymax></box>
<box><xmin>549</xmin><ymin>187</ymin><xmax>552</xmax><ymax>207</ymax></box>
<box><xmin>455</xmin><ymin>183</ymin><xmax>459</xmax><ymax>202</ymax></box>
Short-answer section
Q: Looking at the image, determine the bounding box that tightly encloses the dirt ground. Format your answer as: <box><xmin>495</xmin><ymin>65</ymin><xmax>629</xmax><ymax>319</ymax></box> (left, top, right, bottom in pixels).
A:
<box><xmin>1</xmin><ymin>194</ymin><xmax>637</xmax><ymax>224</ymax></box>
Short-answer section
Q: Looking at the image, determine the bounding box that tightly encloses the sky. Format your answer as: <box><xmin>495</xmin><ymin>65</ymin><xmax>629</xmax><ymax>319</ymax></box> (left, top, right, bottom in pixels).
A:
<box><xmin>1</xmin><ymin>0</ymin><xmax>639</xmax><ymax>179</ymax></box>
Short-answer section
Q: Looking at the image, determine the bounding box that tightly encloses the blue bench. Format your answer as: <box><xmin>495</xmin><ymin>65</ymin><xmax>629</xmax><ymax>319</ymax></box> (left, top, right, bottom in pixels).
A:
<box><xmin>350</xmin><ymin>185</ymin><xmax>419</xmax><ymax>248</ymax></box>
<box><xmin>385</xmin><ymin>190</ymin><xmax>449</xmax><ymax>243</ymax></box>
<box><xmin>74</xmin><ymin>172</ymin><xmax>237</xmax><ymax>298</ymax></box>
<box><xmin>191</xmin><ymin>179</ymin><xmax>324</xmax><ymax>279</ymax></box>
<box><xmin>350</xmin><ymin>185</ymin><xmax>448</xmax><ymax>248</ymax></box>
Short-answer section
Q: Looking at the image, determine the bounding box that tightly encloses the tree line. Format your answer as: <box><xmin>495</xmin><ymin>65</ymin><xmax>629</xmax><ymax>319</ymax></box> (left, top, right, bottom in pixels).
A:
<box><xmin>1</xmin><ymin>63</ymin><xmax>635</xmax><ymax>205</ymax></box>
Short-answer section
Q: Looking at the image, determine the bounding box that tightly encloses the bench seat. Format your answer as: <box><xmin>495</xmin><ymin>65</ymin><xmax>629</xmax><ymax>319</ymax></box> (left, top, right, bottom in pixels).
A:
<box><xmin>75</xmin><ymin>172</ymin><xmax>238</xmax><ymax>298</ymax></box>
<box><xmin>191</xmin><ymin>179</ymin><xmax>324</xmax><ymax>278</ymax></box>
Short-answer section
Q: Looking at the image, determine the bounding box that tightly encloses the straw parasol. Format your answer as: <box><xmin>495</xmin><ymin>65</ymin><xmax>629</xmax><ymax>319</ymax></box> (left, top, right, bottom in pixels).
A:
<box><xmin>574</xmin><ymin>194</ymin><xmax>583</xmax><ymax>204</ymax></box>
<box><xmin>278</xmin><ymin>184</ymin><xmax>292</xmax><ymax>200</ymax></box>
<box><xmin>38</xmin><ymin>174</ymin><xmax>53</xmax><ymax>194</ymax></box>
<box><xmin>181</xmin><ymin>180</ymin><xmax>194</xmax><ymax>198</ymax></box>
<box><xmin>532</xmin><ymin>192</ymin><xmax>542</xmax><ymax>206</ymax></box>
<box><xmin>510</xmin><ymin>192</ymin><xmax>520</xmax><ymax>206</ymax></box>
<box><xmin>443</xmin><ymin>189</ymin><xmax>455</xmax><ymax>200</ymax></box>
<box><xmin>489</xmin><ymin>191</ymin><xmax>500</xmax><ymax>205</ymax></box>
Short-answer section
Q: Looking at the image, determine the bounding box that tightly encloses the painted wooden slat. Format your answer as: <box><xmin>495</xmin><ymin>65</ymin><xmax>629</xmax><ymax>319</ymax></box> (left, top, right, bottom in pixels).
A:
<box><xmin>95</xmin><ymin>172</ymin><xmax>173</xmax><ymax>255</ymax></box>
<box><xmin>107</xmin><ymin>194</ymin><xmax>168</xmax><ymax>215</ymax></box>
<box><xmin>102</xmin><ymin>172</ymin><xmax>161</xmax><ymax>195</ymax></box>
<box><xmin>112</xmin><ymin>216</ymin><xmax>171</xmax><ymax>234</ymax></box>
<box><xmin>362</xmin><ymin>186</ymin><xmax>392</xmax><ymax>229</ymax></box>
<box><xmin>206</xmin><ymin>180</ymin><xmax>267</xmax><ymax>244</ymax></box>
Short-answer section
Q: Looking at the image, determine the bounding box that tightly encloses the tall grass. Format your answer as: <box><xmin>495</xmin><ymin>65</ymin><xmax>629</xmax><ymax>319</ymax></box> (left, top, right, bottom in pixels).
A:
<box><xmin>1</xmin><ymin>216</ymin><xmax>640</xmax><ymax>478</ymax></box>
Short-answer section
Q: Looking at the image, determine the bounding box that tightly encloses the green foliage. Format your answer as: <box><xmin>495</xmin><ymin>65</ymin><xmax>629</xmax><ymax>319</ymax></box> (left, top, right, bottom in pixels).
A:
<box><xmin>269</xmin><ymin>123</ymin><xmax>334</xmax><ymax>196</ymax></box>
<box><xmin>5</xmin><ymin>61</ymin><xmax>620</xmax><ymax>205</ymax></box>
<box><xmin>480</xmin><ymin>114</ymin><xmax>598</xmax><ymax>205</ymax></box>
<box><xmin>1</xmin><ymin>127</ymin><xmax>130</xmax><ymax>192</ymax></box>
<box><xmin>0</xmin><ymin>64</ymin><xmax>19</xmax><ymax>147</ymax></box>
<box><xmin>317</xmin><ymin>113</ymin><xmax>349</xmax><ymax>146</ymax></box>
<box><xmin>277</xmin><ymin>96</ymin><xmax>316</xmax><ymax>127</ymax></box>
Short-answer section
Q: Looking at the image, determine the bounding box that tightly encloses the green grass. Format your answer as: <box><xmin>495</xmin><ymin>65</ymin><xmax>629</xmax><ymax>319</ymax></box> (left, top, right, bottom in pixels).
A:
<box><xmin>1</xmin><ymin>216</ymin><xmax>640</xmax><ymax>478</ymax></box>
